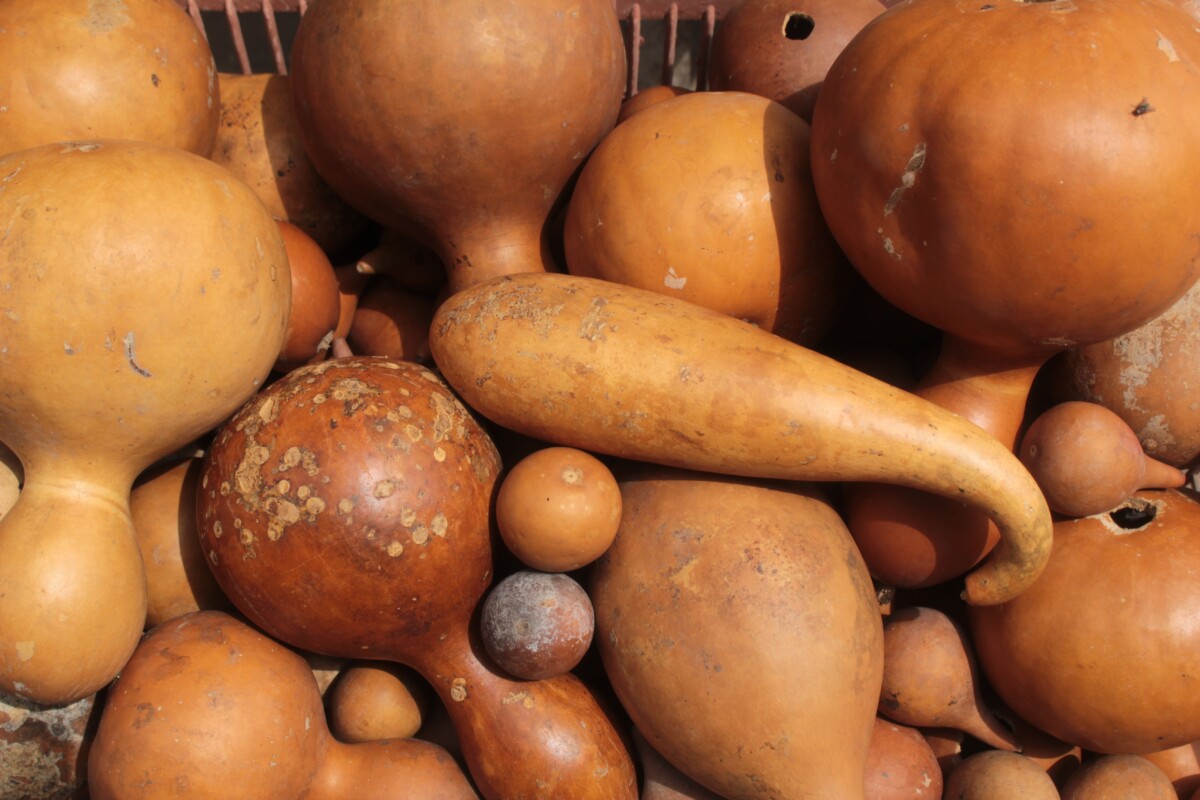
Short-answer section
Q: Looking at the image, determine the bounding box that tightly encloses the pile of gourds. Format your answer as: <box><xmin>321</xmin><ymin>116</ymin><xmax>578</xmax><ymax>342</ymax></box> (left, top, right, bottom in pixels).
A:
<box><xmin>4</xmin><ymin>0</ymin><xmax>1200</xmax><ymax>797</ymax></box>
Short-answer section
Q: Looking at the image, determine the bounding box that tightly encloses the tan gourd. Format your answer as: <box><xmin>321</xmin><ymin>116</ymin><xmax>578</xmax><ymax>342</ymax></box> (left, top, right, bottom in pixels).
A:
<box><xmin>0</xmin><ymin>0</ymin><xmax>219</xmax><ymax>157</ymax></box>
<box><xmin>591</xmin><ymin>468</ymin><xmax>883</xmax><ymax>799</ymax></box>
<box><xmin>1061</xmin><ymin>754</ymin><xmax>1176</xmax><ymax>800</ymax></box>
<box><xmin>87</xmin><ymin>610</ymin><xmax>478</xmax><ymax>800</ymax></box>
<box><xmin>196</xmin><ymin>358</ymin><xmax>637</xmax><ymax>800</ymax></box>
<box><xmin>328</xmin><ymin>662</ymin><xmax>432</xmax><ymax>743</ymax></box>
<box><xmin>430</xmin><ymin>272</ymin><xmax>1053</xmax><ymax>606</ymax></box>
<box><xmin>863</xmin><ymin>718</ymin><xmax>944</xmax><ymax>800</ymax></box>
<box><xmin>130</xmin><ymin>457</ymin><xmax>232</xmax><ymax>627</ymax></box>
<box><xmin>1019</xmin><ymin>401</ymin><xmax>1186</xmax><ymax>518</ymax></box>
<box><xmin>0</xmin><ymin>140</ymin><xmax>290</xmax><ymax>705</ymax></box>
<box><xmin>210</xmin><ymin>72</ymin><xmax>369</xmax><ymax>256</ymax></box>
<box><xmin>943</xmin><ymin>751</ymin><xmax>1060</xmax><ymax>800</ymax></box>
<box><xmin>878</xmin><ymin>606</ymin><xmax>1016</xmax><ymax>751</ymax></box>
<box><xmin>289</xmin><ymin>0</ymin><xmax>626</xmax><ymax>293</ymax></box>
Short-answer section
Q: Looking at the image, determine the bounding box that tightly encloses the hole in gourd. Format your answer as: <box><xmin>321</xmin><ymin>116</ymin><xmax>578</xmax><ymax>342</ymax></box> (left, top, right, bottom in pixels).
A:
<box><xmin>1109</xmin><ymin>498</ymin><xmax>1157</xmax><ymax>529</ymax></box>
<box><xmin>783</xmin><ymin>13</ymin><xmax>815</xmax><ymax>40</ymax></box>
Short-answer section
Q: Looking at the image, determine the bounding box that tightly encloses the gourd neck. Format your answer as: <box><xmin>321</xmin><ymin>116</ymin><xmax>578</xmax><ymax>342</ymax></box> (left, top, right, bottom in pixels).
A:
<box><xmin>914</xmin><ymin>334</ymin><xmax>1047</xmax><ymax>450</ymax></box>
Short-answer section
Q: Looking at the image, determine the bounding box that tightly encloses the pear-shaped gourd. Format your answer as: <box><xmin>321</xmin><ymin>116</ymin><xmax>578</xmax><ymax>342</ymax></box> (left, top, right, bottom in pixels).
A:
<box><xmin>0</xmin><ymin>140</ymin><xmax>290</xmax><ymax>704</ymax></box>
<box><xmin>289</xmin><ymin>0</ymin><xmax>626</xmax><ymax>294</ymax></box>
<box><xmin>591</xmin><ymin>467</ymin><xmax>884</xmax><ymax>799</ymax></box>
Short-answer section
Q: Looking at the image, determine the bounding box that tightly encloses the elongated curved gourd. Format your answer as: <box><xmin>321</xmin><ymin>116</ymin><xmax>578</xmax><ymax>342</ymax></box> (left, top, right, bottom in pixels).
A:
<box><xmin>429</xmin><ymin>272</ymin><xmax>1052</xmax><ymax>606</ymax></box>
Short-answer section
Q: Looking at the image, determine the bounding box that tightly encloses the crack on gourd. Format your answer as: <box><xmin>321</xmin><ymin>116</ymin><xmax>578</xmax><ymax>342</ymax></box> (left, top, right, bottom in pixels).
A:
<box><xmin>123</xmin><ymin>332</ymin><xmax>152</xmax><ymax>378</ymax></box>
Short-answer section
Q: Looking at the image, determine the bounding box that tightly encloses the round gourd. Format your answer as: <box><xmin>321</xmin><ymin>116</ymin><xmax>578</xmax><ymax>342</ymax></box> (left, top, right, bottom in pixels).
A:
<box><xmin>0</xmin><ymin>0</ymin><xmax>219</xmax><ymax>157</ymax></box>
<box><xmin>707</xmin><ymin>0</ymin><xmax>885</xmax><ymax>122</ymax></box>
<box><xmin>0</xmin><ymin>139</ymin><xmax>290</xmax><ymax>704</ymax></box>
<box><xmin>970</xmin><ymin>490</ymin><xmax>1200</xmax><ymax>754</ymax></box>
<box><xmin>495</xmin><ymin>446</ymin><xmax>622</xmax><ymax>572</ymax></box>
<box><xmin>564</xmin><ymin>91</ymin><xmax>845</xmax><ymax>346</ymax></box>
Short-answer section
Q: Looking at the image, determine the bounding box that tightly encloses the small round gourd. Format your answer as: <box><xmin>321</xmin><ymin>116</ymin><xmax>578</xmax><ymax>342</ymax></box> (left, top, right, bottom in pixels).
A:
<box><xmin>495</xmin><ymin>446</ymin><xmax>622</xmax><ymax>572</ymax></box>
<box><xmin>479</xmin><ymin>570</ymin><xmax>595</xmax><ymax>681</ymax></box>
<box><xmin>0</xmin><ymin>139</ymin><xmax>290</xmax><ymax>704</ymax></box>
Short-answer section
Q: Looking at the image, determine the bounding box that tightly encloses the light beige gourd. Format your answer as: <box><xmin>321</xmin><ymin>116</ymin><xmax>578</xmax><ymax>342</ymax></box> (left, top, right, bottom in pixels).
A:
<box><xmin>0</xmin><ymin>140</ymin><xmax>290</xmax><ymax>704</ymax></box>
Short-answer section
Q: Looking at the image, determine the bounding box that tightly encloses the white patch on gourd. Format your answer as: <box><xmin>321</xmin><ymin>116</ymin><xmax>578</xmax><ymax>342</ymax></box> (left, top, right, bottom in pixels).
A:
<box><xmin>1157</xmin><ymin>32</ymin><xmax>1181</xmax><ymax>62</ymax></box>
<box><xmin>884</xmin><ymin>142</ymin><xmax>926</xmax><ymax>217</ymax></box>
<box><xmin>664</xmin><ymin>267</ymin><xmax>687</xmax><ymax>290</ymax></box>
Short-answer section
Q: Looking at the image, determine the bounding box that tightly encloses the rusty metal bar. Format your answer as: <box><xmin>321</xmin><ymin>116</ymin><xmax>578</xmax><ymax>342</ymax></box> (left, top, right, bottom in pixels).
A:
<box><xmin>176</xmin><ymin>0</ymin><xmax>726</xmax><ymax>92</ymax></box>
<box><xmin>223</xmin><ymin>0</ymin><xmax>253</xmax><ymax>74</ymax></box>
<box><xmin>260</xmin><ymin>0</ymin><xmax>289</xmax><ymax>74</ymax></box>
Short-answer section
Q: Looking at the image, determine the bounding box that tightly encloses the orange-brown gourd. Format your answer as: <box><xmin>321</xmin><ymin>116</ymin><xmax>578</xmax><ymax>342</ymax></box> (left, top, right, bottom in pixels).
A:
<box><xmin>564</xmin><ymin>91</ymin><xmax>845</xmax><ymax>347</ymax></box>
<box><xmin>289</xmin><ymin>0</ymin><xmax>626</xmax><ymax>294</ymax></box>
<box><xmin>1019</xmin><ymin>401</ymin><xmax>1185</xmax><ymax>518</ymax></box>
<box><xmin>1061</xmin><ymin>754</ymin><xmax>1176</xmax><ymax>800</ymax></box>
<box><xmin>0</xmin><ymin>140</ymin><xmax>289</xmax><ymax>705</ymax></box>
<box><xmin>196</xmin><ymin>358</ymin><xmax>637</xmax><ymax>800</ymax></box>
<box><xmin>970</xmin><ymin>489</ymin><xmax>1200</xmax><ymax>754</ymax></box>
<box><xmin>616</xmin><ymin>85</ymin><xmax>690</xmax><ymax>124</ymax></box>
<box><xmin>354</xmin><ymin>229</ymin><xmax>447</xmax><ymax>295</ymax></box>
<box><xmin>1143</xmin><ymin>741</ymin><xmax>1200</xmax><ymax>799</ymax></box>
<box><xmin>87</xmin><ymin>610</ymin><xmax>478</xmax><ymax>800</ymax></box>
<box><xmin>707</xmin><ymin>0</ymin><xmax>886</xmax><ymax>122</ymax></box>
<box><xmin>812</xmin><ymin>0</ymin><xmax>1200</xmax><ymax>590</ymax></box>
<box><xmin>592</xmin><ymin>467</ymin><xmax>883</xmax><ymax>799</ymax></box>
<box><xmin>274</xmin><ymin>219</ymin><xmax>341</xmax><ymax>372</ymax></box>
<box><xmin>943</xmin><ymin>751</ymin><xmax>1060</xmax><ymax>800</ymax></box>
<box><xmin>495</xmin><ymin>446</ymin><xmax>622</xmax><ymax>573</ymax></box>
<box><xmin>210</xmin><ymin>72</ymin><xmax>370</xmax><ymax>256</ymax></box>
<box><xmin>999</xmin><ymin>707</ymin><xmax>1084</xmax><ymax>789</ymax></box>
<box><xmin>0</xmin><ymin>0</ymin><xmax>219</xmax><ymax>157</ymax></box>
<box><xmin>130</xmin><ymin>457</ymin><xmax>232</xmax><ymax>627</ymax></box>
<box><xmin>878</xmin><ymin>606</ymin><xmax>1016</xmax><ymax>751</ymax></box>
<box><xmin>863</xmin><ymin>718</ymin><xmax>943</xmax><ymax>800</ymax></box>
<box><xmin>430</xmin><ymin>272</ymin><xmax>1053</xmax><ymax>606</ymax></box>
<box><xmin>346</xmin><ymin>276</ymin><xmax>436</xmax><ymax>364</ymax></box>
<box><xmin>327</xmin><ymin>662</ymin><xmax>432</xmax><ymax>743</ymax></box>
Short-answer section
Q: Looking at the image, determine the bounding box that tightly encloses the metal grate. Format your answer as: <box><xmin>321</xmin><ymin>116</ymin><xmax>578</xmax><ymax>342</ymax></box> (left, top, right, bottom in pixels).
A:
<box><xmin>175</xmin><ymin>0</ymin><xmax>725</xmax><ymax>94</ymax></box>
